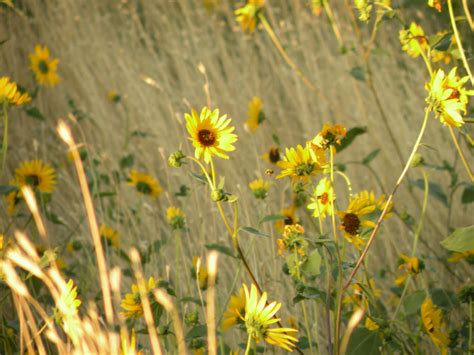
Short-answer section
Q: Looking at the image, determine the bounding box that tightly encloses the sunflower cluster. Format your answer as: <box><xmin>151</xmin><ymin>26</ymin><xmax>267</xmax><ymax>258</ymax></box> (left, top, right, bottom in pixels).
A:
<box><xmin>277</xmin><ymin>224</ymin><xmax>307</xmax><ymax>257</ymax></box>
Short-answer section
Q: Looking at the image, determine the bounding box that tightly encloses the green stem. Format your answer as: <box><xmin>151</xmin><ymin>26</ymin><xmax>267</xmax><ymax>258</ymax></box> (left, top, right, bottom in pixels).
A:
<box><xmin>244</xmin><ymin>333</ymin><xmax>253</xmax><ymax>355</ymax></box>
<box><xmin>1</xmin><ymin>102</ymin><xmax>9</xmax><ymax>174</ymax></box>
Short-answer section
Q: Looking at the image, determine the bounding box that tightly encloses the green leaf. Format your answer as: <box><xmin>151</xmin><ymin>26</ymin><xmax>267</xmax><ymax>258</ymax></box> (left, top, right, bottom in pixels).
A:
<box><xmin>346</xmin><ymin>328</ymin><xmax>382</xmax><ymax>355</ymax></box>
<box><xmin>120</xmin><ymin>154</ymin><xmax>134</xmax><ymax>169</ymax></box>
<box><xmin>403</xmin><ymin>290</ymin><xmax>426</xmax><ymax>316</ymax></box>
<box><xmin>240</xmin><ymin>226</ymin><xmax>270</xmax><ymax>238</ymax></box>
<box><xmin>259</xmin><ymin>214</ymin><xmax>286</xmax><ymax>224</ymax></box>
<box><xmin>272</xmin><ymin>134</ymin><xmax>281</xmax><ymax>146</ymax></box>
<box><xmin>185</xmin><ymin>324</ymin><xmax>207</xmax><ymax>340</ymax></box>
<box><xmin>205</xmin><ymin>243</ymin><xmax>236</xmax><ymax>258</ymax></box>
<box><xmin>409</xmin><ymin>179</ymin><xmax>448</xmax><ymax>207</ymax></box>
<box><xmin>350</xmin><ymin>66</ymin><xmax>365</xmax><ymax>82</ymax></box>
<box><xmin>336</xmin><ymin>127</ymin><xmax>367</xmax><ymax>153</ymax></box>
<box><xmin>431</xmin><ymin>288</ymin><xmax>458</xmax><ymax>310</ymax></box>
<box><xmin>0</xmin><ymin>185</ymin><xmax>16</xmax><ymax>195</ymax></box>
<box><xmin>441</xmin><ymin>225</ymin><xmax>474</xmax><ymax>252</ymax></box>
<box><xmin>25</xmin><ymin>107</ymin><xmax>46</xmax><ymax>121</ymax></box>
<box><xmin>461</xmin><ymin>184</ymin><xmax>474</xmax><ymax>204</ymax></box>
<box><xmin>430</xmin><ymin>32</ymin><xmax>452</xmax><ymax>52</ymax></box>
<box><xmin>189</xmin><ymin>172</ymin><xmax>208</xmax><ymax>185</ymax></box>
<box><xmin>179</xmin><ymin>297</ymin><xmax>203</xmax><ymax>305</ymax></box>
<box><xmin>302</xmin><ymin>250</ymin><xmax>322</xmax><ymax>276</ymax></box>
<box><xmin>362</xmin><ymin>149</ymin><xmax>380</xmax><ymax>165</ymax></box>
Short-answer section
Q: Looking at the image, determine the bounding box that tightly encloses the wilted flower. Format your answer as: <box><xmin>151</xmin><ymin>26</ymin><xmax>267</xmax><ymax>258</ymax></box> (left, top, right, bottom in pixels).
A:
<box><xmin>277</xmin><ymin>224</ymin><xmax>307</xmax><ymax>256</ymax></box>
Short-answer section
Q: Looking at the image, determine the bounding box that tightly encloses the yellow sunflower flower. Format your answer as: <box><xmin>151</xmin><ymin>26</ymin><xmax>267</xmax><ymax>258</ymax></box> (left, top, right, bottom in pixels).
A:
<box><xmin>121</xmin><ymin>277</ymin><xmax>156</xmax><ymax>320</ymax></box>
<box><xmin>262</xmin><ymin>146</ymin><xmax>281</xmax><ymax>165</ymax></box>
<box><xmin>235</xmin><ymin>0</ymin><xmax>265</xmax><ymax>33</ymax></box>
<box><xmin>427</xmin><ymin>0</ymin><xmax>442</xmax><ymax>12</ymax></box>
<box><xmin>29</xmin><ymin>45</ymin><xmax>60</xmax><ymax>86</ymax></box>
<box><xmin>275</xmin><ymin>205</ymin><xmax>298</xmax><ymax>232</ymax></box>
<box><xmin>249</xmin><ymin>178</ymin><xmax>269</xmax><ymax>199</ymax></box>
<box><xmin>310</xmin><ymin>123</ymin><xmax>346</xmax><ymax>152</ymax></box>
<box><xmin>4</xmin><ymin>182</ymin><xmax>22</xmax><ymax>215</ymax></box>
<box><xmin>277</xmin><ymin>224</ymin><xmax>307</xmax><ymax>256</ymax></box>
<box><xmin>395</xmin><ymin>254</ymin><xmax>423</xmax><ymax>286</ymax></box>
<box><xmin>0</xmin><ymin>77</ymin><xmax>31</xmax><ymax>106</ymax></box>
<box><xmin>242</xmin><ymin>284</ymin><xmax>298</xmax><ymax>352</ymax></box>
<box><xmin>128</xmin><ymin>170</ymin><xmax>162</xmax><ymax>198</ymax></box>
<box><xmin>307</xmin><ymin>177</ymin><xmax>335</xmax><ymax>219</ymax></box>
<box><xmin>192</xmin><ymin>256</ymin><xmax>209</xmax><ymax>290</ymax></box>
<box><xmin>365</xmin><ymin>317</ymin><xmax>379</xmax><ymax>331</ymax></box>
<box><xmin>425</xmin><ymin>67</ymin><xmax>474</xmax><ymax>127</ymax></box>
<box><xmin>399</xmin><ymin>23</ymin><xmax>428</xmax><ymax>58</ymax></box>
<box><xmin>277</xmin><ymin>143</ymin><xmax>326</xmax><ymax>181</ymax></box>
<box><xmin>99</xmin><ymin>224</ymin><xmax>120</xmax><ymax>248</ymax></box>
<box><xmin>222</xmin><ymin>285</ymin><xmax>246</xmax><ymax>331</ymax></box>
<box><xmin>166</xmin><ymin>207</ymin><xmax>186</xmax><ymax>230</ymax></box>
<box><xmin>244</xmin><ymin>96</ymin><xmax>264</xmax><ymax>132</ymax></box>
<box><xmin>14</xmin><ymin>160</ymin><xmax>57</xmax><ymax>194</ymax></box>
<box><xmin>337</xmin><ymin>191</ymin><xmax>391</xmax><ymax>249</ymax></box>
<box><xmin>185</xmin><ymin>107</ymin><xmax>238</xmax><ymax>164</ymax></box>
<box><xmin>421</xmin><ymin>298</ymin><xmax>449</xmax><ymax>352</ymax></box>
<box><xmin>354</xmin><ymin>0</ymin><xmax>372</xmax><ymax>22</ymax></box>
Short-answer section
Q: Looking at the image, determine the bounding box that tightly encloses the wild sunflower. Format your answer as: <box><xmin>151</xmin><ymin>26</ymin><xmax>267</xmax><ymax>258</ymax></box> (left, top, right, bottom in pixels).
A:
<box><xmin>128</xmin><ymin>170</ymin><xmax>162</xmax><ymax>199</ymax></box>
<box><xmin>222</xmin><ymin>285</ymin><xmax>246</xmax><ymax>331</ymax></box>
<box><xmin>427</xmin><ymin>0</ymin><xmax>442</xmax><ymax>12</ymax></box>
<box><xmin>185</xmin><ymin>107</ymin><xmax>238</xmax><ymax>164</ymax></box>
<box><xmin>310</xmin><ymin>123</ymin><xmax>346</xmax><ymax>152</ymax></box>
<box><xmin>421</xmin><ymin>298</ymin><xmax>449</xmax><ymax>352</ymax></box>
<box><xmin>121</xmin><ymin>277</ymin><xmax>156</xmax><ymax>320</ymax></box>
<box><xmin>262</xmin><ymin>146</ymin><xmax>281</xmax><ymax>164</ymax></box>
<box><xmin>277</xmin><ymin>224</ymin><xmax>307</xmax><ymax>256</ymax></box>
<box><xmin>235</xmin><ymin>0</ymin><xmax>265</xmax><ymax>33</ymax></box>
<box><xmin>166</xmin><ymin>207</ymin><xmax>186</xmax><ymax>230</ymax></box>
<box><xmin>249</xmin><ymin>178</ymin><xmax>269</xmax><ymax>199</ymax></box>
<box><xmin>399</xmin><ymin>22</ymin><xmax>428</xmax><ymax>58</ymax></box>
<box><xmin>275</xmin><ymin>205</ymin><xmax>298</xmax><ymax>232</ymax></box>
<box><xmin>307</xmin><ymin>178</ymin><xmax>335</xmax><ymax>219</ymax></box>
<box><xmin>99</xmin><ymin>224</ymin><xmax>119</xmax><ymax>249</ymax></box>
<box><xmin>53</xmin><ymin>279</ymin><xmax>82</xmax><ymax>342</ymax></box>
<box><xmin>337</xmin><ymin>191</ymin><xmax>391</xmax><ymax>249</ymax></box>
<box><xmin>277</xmin><ymin>143</ymin><xmax>325</xmax><ymax>181</ymax></box>
<box><xmin>395</xmin><ymin>254</ymin><xmax>423</xmax><ymax>286</ymax></box>
<box><xmin>4</xmin><ymin>182</ymin><xmax>21</xmax><ymax>215</ymax></box>
<box><xmin>365</xmin><ymin>317</ymin><xmax>379</xmax><ymax>331</ymax></box>
<box><xmin>29</xmin><ymin>45</ymin><xmax>60</xmax><ymax>86</ymax></box>
<box><xmin>14</xmin><ymin>160</ymin><xmax>57</xmax><ymax>194</ymax></box>
<box><xmin>244</xmin><ymin>96</ymin><xmax>264</xmax><ymax>132</ymax></box>
<box><xmin>192</xmin><ymin>256</ymin><xmax>209</xmax><ymax>290</ymax></box>
<box><xmin>242</xmin><ymin>284</ymin><xmax>298</xmax><ymax>352</ymax></box>
<box><xmin>0</xmin><ymin>77</ymin><xmax>31</xmax><ymax>106</ymax></box>
<box><xmin>354</xmin><ymin>0</ymin><xmax>372</xmax><ymax>22</ymax></box>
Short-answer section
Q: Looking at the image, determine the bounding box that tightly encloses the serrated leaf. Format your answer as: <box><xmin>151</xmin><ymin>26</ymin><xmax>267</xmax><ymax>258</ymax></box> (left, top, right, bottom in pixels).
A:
<box><xmin>25</xmin><ymin>107</ymin><xmax>46</xmax><ymax>121</ymax></box>
<box><xmin>362</xmin><ymin>149</ymin><xmax>380</xmax><ymax>165</ymax></box>
<box><xmin>240</xmin><ymin>226</ymin><xmax>270</xmax><ymax>238</ymax></box>
<box><xmin>205</xmin><ymin>243</ymin><xmax>236</xmax><ymax>258</ymax></box>
<box><xmin>336</xmin><ymin>126</ymin><xmax>367</xmax><ymax>153</ymax></box>
<box><xmin>350</xmin><ymin>66</ymin><xmax>365</xmax><ymax>82</ymax></box>
<box><xmin>346</xmin><ymin>328</ymin><xmax>382</xmax><ymax>355</ymax></box>
<box><xmin>259</xmin><ymin>214</ymin><xmax>286</xmax><ymax>224</ymax></box>
<box><xmin>409</xmin><ymin>179</ymin><xmax>448</xmax><ymax>207</ymax></box>
<box><xmin>441</xmin><ymin>225</ymin><xmax>474</xmax><ymax>252</ymax></box>
<box><xmin>461</xmin><ymin>184</ymin><xmax>474</xmax><ymax>204</ymax></box>
<box><xmin>302</xmin><ymin>250</ymin><xmax>321</xmax><ymax>276</ymax></box>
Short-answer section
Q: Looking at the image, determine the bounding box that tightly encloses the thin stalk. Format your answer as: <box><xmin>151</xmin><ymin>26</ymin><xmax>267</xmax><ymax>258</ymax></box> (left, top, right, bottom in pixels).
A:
<box><xmin>244</xmin><ymin>333</ymin><xmax>252</xmax><ymax>355</ymax></box>
<box><xmin>323</xmin><ymin>1</ymin><xmax>344</xmax><ymax>49</ymax></box>
<box><xmin>462</xmin><ymin>0</ymin><xmax>474</xmax><ymax>30</ymax></box>
<box><xmin>336</xmin><ymin>108</ymin><xmax>431</xmax><ymax>331</ymax></box>
<box><xmin>448</xmin><ymin>125</ymin><xmax>473</xmax><ymax>181</ymax></box>
<box><xmin>447</xmin><ymin>0</ymin><xmax>473</xmax><ymax>85</ymax></box>
<box><xmin>1</xmin><ymin>102</ymin><xmax>9</xmax><ymax>174</ymax></box>
<box><xmin>469</xmin><ymin>298</ymin><xmax>473</xmax><ymax>352</ymax></box>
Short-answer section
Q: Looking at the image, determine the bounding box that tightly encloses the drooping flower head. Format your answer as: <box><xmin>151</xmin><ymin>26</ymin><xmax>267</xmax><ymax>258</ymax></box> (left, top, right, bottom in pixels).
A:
<box><xmin>242</xmin><ymin>284</ymin><xmax>298</xmax><ymax>352</ymax></box>
<box><xmin>185</xmin><ymin>107</ymin><xmax>237</xmax><ymax>164</ymax></box>
<box><xmin>421</xmin><ymin>298</ymin><xmax>449</xmax><ymax>352</ymax></box>
<box><xmin>235</xmin><ymin>0</ymin><xmax>265</xmax><ymax>33</ymax></box>
<box><xmin>128</xmin><ymin>170</ymin><xmax>162</xmax><ymax>198</ymax></box>
<box><xmin>249</xmin><ymin>178</ymin><xmax>270</xmax><ymax>199</ymax></box>
<box><xmin>277</xmin><ymin>143</ymin><xmax>326</xmax><ymax>181</ymax></box>
<box><xmin>399</xmin><ymin>23</ymin><xmax>428</xmax><ymax>58</ymax></box>
<box><xmin>166</xmin><ymin>207</ymin><xmax>186</xmax><ymax>230</ymax></box>
<box><xmin>29</xmin><ymin>45</ymin><xmax>60</xmax><ymax>86</ymax></box>
<box><xmin>99</xmin><ymin>224</ymin><xmax>120</xmax><ymax>249</ymax></box>
<box><xmin>0</xmin><ymin>77</ymin><xmax>31</xmax><ymax>106</ymax></box>
<box><xmin>222</xmin><ymin>285</ymin><xmax>246</xmax><ymax>331</ymax></box>
<box><xmin>337</xmin><ymin>191</ymin><xmax>391</xmax><ymax>249</ymax></box>
<box><xmin>121</xmin><ymin>277</ymin><xmax>157</xmax><ymax>320</ymax></box>
<box><xmin>277</xmin><ymin>224</ymin><xmax>307</xmax><ymax>256</ymax></box>
<box><xmin>14</xmin><ymin>160</ymin><xmax>57</xmax><ymax>194</ymax></box>
<box><xmin>307</xmin><ymin>177</ymin><xmax>335</xmax><ymax>219</ymax></box>
<box><xmin>425</xmin><ymin>67</ymin><xmax>473</xmax><ymax>127</ymax></box>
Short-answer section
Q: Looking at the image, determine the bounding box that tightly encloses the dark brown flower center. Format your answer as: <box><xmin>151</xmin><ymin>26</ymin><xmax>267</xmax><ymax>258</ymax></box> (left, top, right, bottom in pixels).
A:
<box><xmin>269</xmin><ymin>148</ymin><xmax>280</xmax><ymax>163</ymax></box>
<box><xmin>25</xmin><ymin>175</ymin><xmax>40</xmax><ymax>187</ymax></box>
<box><xmin>448</xmin><ymin>88</ymin><xmax>460</xmax><ymax>100</ymax></box>
<box><xmin>320</xmin><ymin>192</ymin><xmax>329</xmax><ymax>205</ymax></box>
<box><xmin>38</xmin><ymin>60</ymin><xmax>49</xmax><ymax>74</ymax></box>
<box><xmin>284</xmin><ymin>215</ymin><xmax>294</xmax><ymax>225</ymax></box>
<box><xmin>198</xmin><ymin>129</ymin><xmax>216</xmax><ymax>147</ymax></box>
<box><xmin>136</xmin><ymin>182</ymin><xmax>152</xmax><ymax>195</ymax></box>
<box><xmin>342</xmin><ymin>213</ymin><xmax>360</xmax><ymax>236</ymax></box>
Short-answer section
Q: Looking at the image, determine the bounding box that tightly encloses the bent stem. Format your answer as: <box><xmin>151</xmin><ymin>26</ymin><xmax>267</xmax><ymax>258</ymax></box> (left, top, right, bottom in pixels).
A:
<box><xmin>335</xmin><ymin>108</ymin><xmax>431</xmax><ymax>336</ymax></box>
<box><xmin>448</xmin><ymin>126</ymin><xmax>473</xmax><ymax>181</ymax></box>
<box><xmin>1</xmin><ymin>102</ymin><xmax>9</xmax><ymax>175</ymax></box>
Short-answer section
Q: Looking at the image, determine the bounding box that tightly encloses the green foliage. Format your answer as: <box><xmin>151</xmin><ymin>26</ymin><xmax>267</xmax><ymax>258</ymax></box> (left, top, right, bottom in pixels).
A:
<box><xmin>441</xmin><ymin>225</ymin><xmax>474</xmax><ymax>252</ymax></box>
